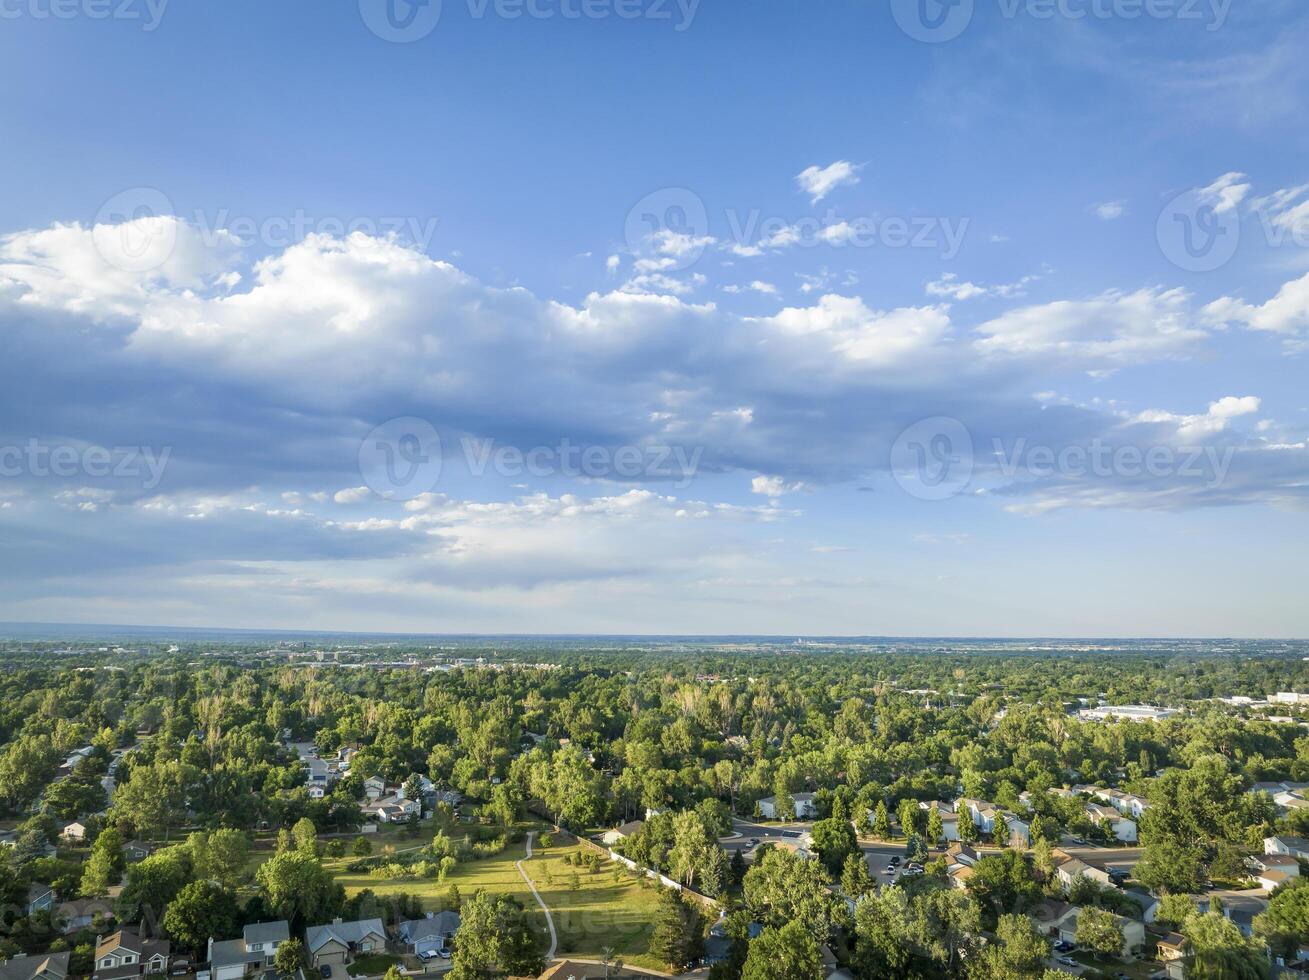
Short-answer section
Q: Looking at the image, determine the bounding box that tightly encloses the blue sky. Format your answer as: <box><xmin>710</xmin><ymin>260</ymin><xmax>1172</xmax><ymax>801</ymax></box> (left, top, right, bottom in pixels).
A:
<box><xmin>1</xmin><ymin>0</ymin><xmax>1307</xmax><ymax>635</ymax></box>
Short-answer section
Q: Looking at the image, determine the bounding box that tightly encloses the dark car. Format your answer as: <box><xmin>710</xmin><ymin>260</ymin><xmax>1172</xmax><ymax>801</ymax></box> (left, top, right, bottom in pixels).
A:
<box><xmin>320</xmin><ymin>966</ymin><xmax>332</xmax><ymax>979</ymax></box>
<box><xmin>890</xmin><ymin>855</ymin><xmax>901</xmax><ymax>865</ymax></box>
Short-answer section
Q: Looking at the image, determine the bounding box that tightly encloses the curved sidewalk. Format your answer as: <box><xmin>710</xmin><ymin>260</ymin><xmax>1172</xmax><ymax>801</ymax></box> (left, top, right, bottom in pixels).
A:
<box><xmin>516</xmin><ymin>831</ymin><xmax>559</xmax><ymax>960</ymax></box>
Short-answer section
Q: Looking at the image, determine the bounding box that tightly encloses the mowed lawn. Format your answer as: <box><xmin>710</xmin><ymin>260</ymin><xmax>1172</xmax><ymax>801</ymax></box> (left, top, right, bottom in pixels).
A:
<box><xmin>330</xmin><ymin>836</ymin><xmax>552</xmax><ymax>953</ymax></box>
<box><xmin>330</xmin><ymin>837</ymin><xmax>669</xmax><ymax>972</ymax></box>
<box><xmin>522</xmin><ymin>843</ymin><xmax>667</xmax><ymax>971</ymax></box>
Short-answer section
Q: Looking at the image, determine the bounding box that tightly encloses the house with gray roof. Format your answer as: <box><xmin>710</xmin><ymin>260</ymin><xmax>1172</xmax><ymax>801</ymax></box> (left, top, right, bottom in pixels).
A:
<box><xmin>304</xmin><ymin>918</ymin><xmax>387</xmax><ymax>968</ymax></box>
<box><xmin>206</xmin><ymin>921</ymin><xmax>289</xmax><ymax>980</ymax></box>
<box><xmin>0</xmin><ymin>952</ymin><xmax>70</xmax><ymax>980</ymax></box>
<box><xmin>398</xmin><ymin>912</ymin><xmax>461</xmax><ymax>956</ymax></box>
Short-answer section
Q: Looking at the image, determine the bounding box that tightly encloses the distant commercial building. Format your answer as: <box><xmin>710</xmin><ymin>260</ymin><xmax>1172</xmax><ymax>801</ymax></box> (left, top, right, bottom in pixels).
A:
<box><xmin>1078</xmin><ymin>705</ymin><xmax>1179</xmax><ymax>722</ymax></box>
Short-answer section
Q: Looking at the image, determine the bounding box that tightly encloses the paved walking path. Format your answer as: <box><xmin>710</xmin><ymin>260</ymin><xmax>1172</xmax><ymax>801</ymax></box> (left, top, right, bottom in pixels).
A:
<box><xmin>516</xmin><ymin>831</ymin><xmax>558</xmax><ymax>959</ymax></box>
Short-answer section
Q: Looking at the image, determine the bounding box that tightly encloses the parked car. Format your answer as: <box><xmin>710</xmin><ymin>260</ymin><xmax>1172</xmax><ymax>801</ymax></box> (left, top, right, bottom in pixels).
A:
<box><xmin>890</xmin><ymin>856</ymin><xmax>901</xmax><ymax>865</ymax></box>
<box><xmin>319</xmin><ymin>967</ymin><xmax>332</xmax><ymax>979</ymax></box>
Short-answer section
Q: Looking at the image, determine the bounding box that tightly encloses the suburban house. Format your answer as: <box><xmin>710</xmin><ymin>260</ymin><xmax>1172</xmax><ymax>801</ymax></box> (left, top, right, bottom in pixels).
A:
<box><xmin>363</xmin><ymin>776</ymin><xmax>388</xmax><ymax>800</ymax></box>
<box><xmin>60</xmin><ymin>821</ymin><xmax>89</xmax><ymax>843</ymax></box>
<box><xmin>757</xmin><ymin>792</ymin><xmax>817</xmax><ymax>820</ymax></box>
<box><xmin>918</xmin><ymin>802</ymin><xmax>961</xmax><ymax>842</ymax></box>
<box><xmin>1258</xmin><ymin>868</ymin><xmax>1295</xmax><ymax>893</ymax></box>
<box><xmin>58</xmin><ymin>897</ymin><xmax>114</xmax><ymax>934</ymax></box>
<box><xmin>1003</xmin><ymin>813</ymin><xmax>1031</xmax><ymax>848</ymax></box>
<box><xmin>304</xmin><ymin>918</ymin><xmax>387</xmax><ymax>968</ymax></box>
<box><xmin>954</xmin><ymin>798</ymin><xmax>998</xmax><ymax>833</ymax></box>
<box><xmin>1092</xmin><ymin>787</ymin><xmax>1150</xmax><ymax>820</ymax></box>
<box><xmin>702</xmin><ymin>920</ymin><xmax>763</xmax><ymax>967</ymax></box>
<box><xmin>398</xmin><ymin>912</ymin><xmax>461</xmax><ymax>956</ymax></box>
<box><xmin>1202</xmin><ymin>890</ymin><xmax>1269</xmax><ymax>937</ymax></box>
<box><xmin>1045</xmin><ymin>905</ymin><xmax>1144</xmax><ymax>960</ymax></box>
<box><xmin>122</xmin><ymin>841</ymin><xmax>155</xmax><ymax>863</ymax></box>
<box><xmin>304</xmin><ymin>759</ymin><xmax>338</xmax><ymax>799</ymax></box>
<box><xmin>92</xmin><ymin>928</ymin><xmax>171</xmax><ymax>980</ymax></box>
<box><xmin>1266</xmin><ymin>835</ymin><xmax>1309</xmax><ymax>860</ymax></box>
<box><xmin>1085</xmin><ymin>803</ymin><xmax>1138</xmax><ymax>842</ymax></box>
<box><xmin>206</xmin><ymin>921</ymin><xmax>290</xmax><ymax>980</ymax></box>
<box><xmin>1249</xmin><ymin>854</ymin><xmax>1300</xmax><ymax>878</ymax></box>
<box><xmin>1157</xmin><ymin>933</ymin><xmax>1186</xmax><ymax>980</ymax></box>
<box><xmin>26</xmin><ymin>884</ymin><xmax>54</xmax><ymax>916</ymax></box>
<box><xmin>396</xmin><ymin>775</ymin><xmax>435</xmax><ymax>801</ymax></box>
<box><xmin>1053</xmin><ymin>855</ymin><xmax>1113</xmax><ymax>891</ymax></box>
<box><xmin>946</xmin><ymin>842</ymin><xmax>979</xmax><ymax>890</ymax></box>
<box><xmin>361</xmin><ymin>795</ymin><xmax>421</xmax><ymax>823</ymax></box>
<box><xmin>946</xmin><ymin>842</ymin><xmax>980</xmax><ymax>867</ymax></box>
<box><xmin>0</xmin><ymin>952</ymin><xmax>71</xmax><ymax>980</ymax></box>
<box><xmin>601</xmin><ymin>820</ymin><xmax>644</xmax><ymax>846</ymax></box>
<box><xmin>1125</xmin><ymin>889</ymin><xmax>1160</xmax><ymax>924</ymax></box>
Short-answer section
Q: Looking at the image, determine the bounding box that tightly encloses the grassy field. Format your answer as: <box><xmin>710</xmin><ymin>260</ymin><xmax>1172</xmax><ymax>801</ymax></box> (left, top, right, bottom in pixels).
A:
<box><xmin>526</xmin><ymin>842</ymin><xmax>668</xmax><ymax>971</ymax></box>
<box><xmin>329</xmin><ymin>836</ymin><xmax>670</xmax><ymax>972</ymax></box>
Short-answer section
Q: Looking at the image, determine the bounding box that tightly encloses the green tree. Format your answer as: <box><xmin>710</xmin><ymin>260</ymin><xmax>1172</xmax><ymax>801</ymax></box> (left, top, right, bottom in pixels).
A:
<box><xmin>1155</xmin><ymin>892</ymin><xmax>1197</xmax><ymax>931</ymax></box>
<box><xmin>965</xmin><ymin>851</ymin><xmax>1040</xmax><ymax>925</ymax></box>
<box><xmin>188</xmin><ymin>829</ymin><xmax>250</xmax><ymax>890</ymax></box>
<box><xmin>1255</xmin><ymin>878</ymin><xmax>1309</xmax><ymax>961</ymax></box>
<box><xmin>1183</xmin><ymin>910</ymin><xmax>1270</xmax><ymax>980</ymax></box>
<box><xmin>274</xmin><ymin>938</ymin><xmax>306</xmax><ymax>975</ymax></box>
<box><xmin>352</xmin><ymin>836</ymin><xmax>373</xmax><ymax>856</ymax></box>
<box><xmin>840</xmin><ymin>852</ymin><xmax>873</xmax><ymax>899</ymax></box>
<box><xmin>810</xmin><ymin>817</ymin><xmax>857</xmax><ymax>875</ymax></box>
<box><xmin>649</xmin><ymin>889</ymin><xmax>705</xmax><ymax>972</ymax></box>
<box><xmin>81</xmin><ymin>825</ymin><xmax>125</xmax><ymax>897</ymax></box>
<box><xmin>1074</xmin><ymin>907</ymin><xmax>1123</xmax><ymax>960</ymax></box>
<box><xmin>117</xmin><ymin>847</ymin><xmax>191</xmax><ymax>922</ymax></box>
<box><xmin>448</xmin><ymin>890</ymin><xmax>545</xmax><ymax>980</ymax></box>
<box><xmin>292</xmin><ymin>817</ymin><xmax>318</xmax><ymax>854</ymax></box>
<box><xmin>740</xmin><ymin>921</ymin><xmax>823</xmax><ymax>980</ymax></box>
<box><xmin>162</xmin><ymin>880</ymin><xmax>238</xmax><ymax>953</ymax></box>
<box><xmin>1136</xmin><ymin>836</ymin><xmax>1205</xmax><ymax>894</ymax></box>
<box><xmin>871</xmin><ymin>801</ymin><xmax>891</xmax><ymax>841</ymax></box>
<box><xmin>925</xmin><ymin>807</ymin><xmax>944</xmax><ymax>846</ymax></box>
<box><xmin>958</xmin><ymin>811</ymin><xmax>979</xmax><ymax>844</ymax></box>
<box><xmin>255</xmin><ymin>850</ymin><xmax>345</xmax><ymax>932</ymax></box>
<box><xmin>968</xmin><ymin>913</ymin><xmax>1050</xmax><ymax>980</ymax></box>
<box><xmin>743</xmin><ymin>847</ymin><xmax>843</xmax><ymax>944</ymax></box>
<box><xmin>897</xmin><ymin>799</ymin><xmax>919</xmax><ymax>841</ymax></box>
